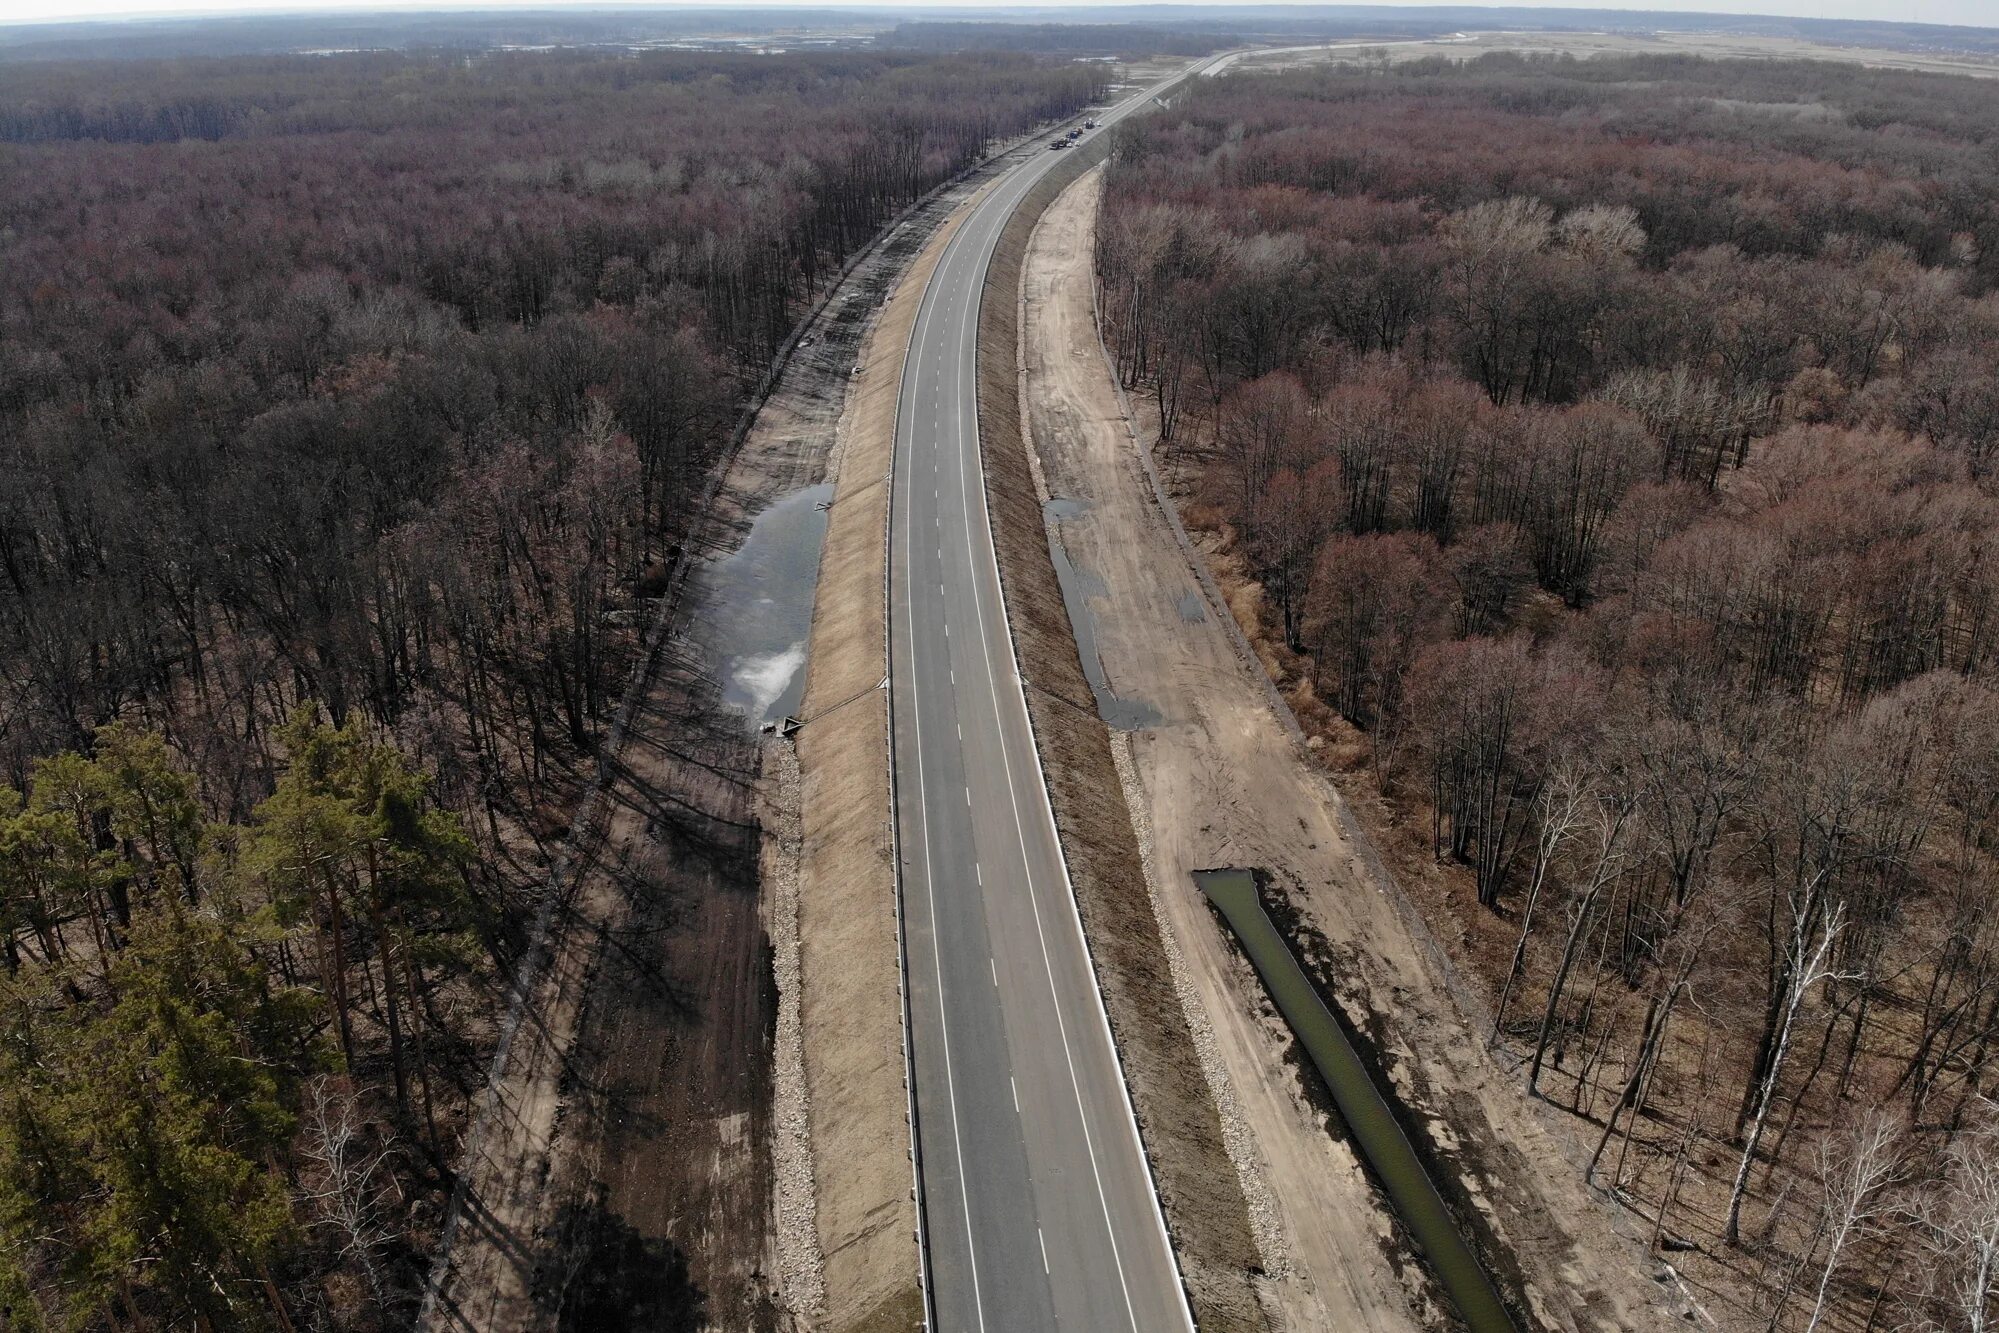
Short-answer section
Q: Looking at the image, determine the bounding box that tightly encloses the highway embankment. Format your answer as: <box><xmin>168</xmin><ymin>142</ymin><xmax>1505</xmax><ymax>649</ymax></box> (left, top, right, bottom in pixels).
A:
<box><xmin>790</xmin><ymin>184</ymin><xmax>997</xmax><ymax>1332</ymax></box>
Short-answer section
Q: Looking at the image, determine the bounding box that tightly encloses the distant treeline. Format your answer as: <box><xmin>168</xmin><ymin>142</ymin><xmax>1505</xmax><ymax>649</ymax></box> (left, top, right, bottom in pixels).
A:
<box><xmin>1021</xmin><ymin>8</ymin><xmax>1999</xmax><ymax>55</ymax></box>
<box><xmin>882</xmin><ymin>21</ymin><xmax>1230</xmax><ymax>57</ymax></box>
<box><xmin>0</xmin><ymin>8</ymin><xmax>884</xmax><ymax>63</ymax></box>
<box><xmin>7</xmin><ymin>5</ymin><xmax>1998</xmax><ymax>66</ymax></box>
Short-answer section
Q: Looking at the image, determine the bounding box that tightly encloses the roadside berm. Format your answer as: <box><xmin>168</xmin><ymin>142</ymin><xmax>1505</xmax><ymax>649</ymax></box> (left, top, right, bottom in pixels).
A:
<box><xmin>789</xmin><ymin>181</ymin><xmax>1004</xmax><ymax>1332</ymax></box>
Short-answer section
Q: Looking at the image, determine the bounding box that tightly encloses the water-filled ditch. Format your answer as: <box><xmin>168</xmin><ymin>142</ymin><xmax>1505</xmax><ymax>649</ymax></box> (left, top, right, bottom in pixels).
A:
<box><xmin>1195</xmin><ymin>867</ymin><xmax>1519</xmax><ymax>1333</ymax></box>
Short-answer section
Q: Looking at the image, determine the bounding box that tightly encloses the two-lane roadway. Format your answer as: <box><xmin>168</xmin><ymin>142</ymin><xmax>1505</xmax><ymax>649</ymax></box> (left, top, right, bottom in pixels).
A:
<box><xmin>890</xmin><ymin>62</ymin><xmax>1212</xmax><ymax>1333</ymax></box>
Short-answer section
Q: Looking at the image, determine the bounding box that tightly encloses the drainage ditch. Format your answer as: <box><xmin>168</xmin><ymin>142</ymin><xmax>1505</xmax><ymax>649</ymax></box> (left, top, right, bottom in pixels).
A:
<box><xmin>1196</xmin><ymin>867</ymin><xmax>1520</xmax><ymax>1333</ymax></box>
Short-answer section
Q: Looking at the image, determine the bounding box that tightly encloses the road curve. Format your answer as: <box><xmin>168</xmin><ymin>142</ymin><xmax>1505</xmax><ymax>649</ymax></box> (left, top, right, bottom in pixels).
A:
<box><xmin>890</xmin><ymin>63</ymin><xmax>1212</xmax><ymax>1333</ymax></box>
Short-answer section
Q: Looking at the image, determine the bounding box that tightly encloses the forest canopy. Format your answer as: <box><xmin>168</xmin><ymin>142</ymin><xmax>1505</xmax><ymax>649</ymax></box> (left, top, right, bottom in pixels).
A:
<box><xmin>0</xmin><ymin>45</ymin><xmax>1105</xmax><ymax>1326</ymax></box>
<box><xmin>0</xmin><ymin>45</ymin><xmax>1106</xmax><ymax>786</ymax></box>
<box><xmin>1099</xmin><ymin>52</ymin><xmax>1999</xmax><ymax>1332</ymax></box>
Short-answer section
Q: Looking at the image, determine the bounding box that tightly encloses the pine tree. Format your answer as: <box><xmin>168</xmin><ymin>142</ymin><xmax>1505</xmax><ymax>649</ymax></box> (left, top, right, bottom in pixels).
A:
<box><xmin>243</xmin><ymin>712</ymin><xmax>480</xmax><ymax>1144</ymax></box>
<box><xmin>74</xmin><ymin>900</ymin><xmax>315</xmax><ymax>1330</ymax></box>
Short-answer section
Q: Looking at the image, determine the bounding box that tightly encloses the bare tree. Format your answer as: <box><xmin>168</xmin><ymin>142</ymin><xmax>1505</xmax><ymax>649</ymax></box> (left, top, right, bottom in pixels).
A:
<box><xmin>299</xmin><ymin>1076</ymin><xmax>403</xmax><ymax>1322</ymax></box>
<box><xmin>1556</xmin><ymin>203</ymin><xmax>1646</xmax><ymax>266</ymax></box>
<box><xmin>1913</xmin><ymin>1102</ymin><xmax>1999</xmax><ymax>1333</ymax></box>
<box><xmin>1493</xmin><ymin>760</ymin><xmax>1591</xmax><ymax>1046</ymax></box>
<box><xmin>1529</xmin><ymin>779</ymin><xmax>1638</xmax><ymax>1096</ymax></box>
<box><xmin>1439</xmin><ymin>196</ymin><xmax>1554</xmax><ymax>405</ymax></box>
<box><xmin>1798</xmin><ymin>1113</ymin><xmax>1907</xmax><ymax>1333</ymax></box>
<box><xmin>1587</xmin><ymin>909</ymin><xmax>1721</xmax><ymax>1190</ymax></box>
<box><xmin>1727</xmin><ymin>902</ymin><xmax>1855</xmax><ymax>1246</ymax></box>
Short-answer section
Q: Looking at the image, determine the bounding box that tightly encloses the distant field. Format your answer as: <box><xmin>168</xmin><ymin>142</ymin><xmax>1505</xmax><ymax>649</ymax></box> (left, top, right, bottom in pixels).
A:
<box><xmin>1226</xmin><ymin>28</ymin><xmax>1999</xmax><ymax>78</ymax></box>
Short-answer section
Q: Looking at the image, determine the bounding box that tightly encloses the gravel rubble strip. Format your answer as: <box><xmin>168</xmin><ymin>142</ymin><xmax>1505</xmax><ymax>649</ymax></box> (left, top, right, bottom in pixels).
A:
<box><xmin>762</xmin><ymin>736</ymin><xmax>825</xmax><ymax>1327</ymax></box>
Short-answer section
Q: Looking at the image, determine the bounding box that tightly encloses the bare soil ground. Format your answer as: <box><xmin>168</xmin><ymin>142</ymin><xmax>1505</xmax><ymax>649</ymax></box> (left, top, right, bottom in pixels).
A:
<box><xmin>1227</xmin><ymin>30</ymin><xmax>1999</xmax><ymax>79</ymax></box>
<box><xmin>1019</xmin><ymin>166</ymin><xmax>1693</xmax><ymax>1333</ymax></box>
<box><xmin>422</xmin><ymin>569</ymin><xmax>773</xmax><ymax>1333</ymax></box>
<box><xmin>981</xmin><ymin>144</ymin><xmax>1265</xmax><ymax>1331</ymax></box>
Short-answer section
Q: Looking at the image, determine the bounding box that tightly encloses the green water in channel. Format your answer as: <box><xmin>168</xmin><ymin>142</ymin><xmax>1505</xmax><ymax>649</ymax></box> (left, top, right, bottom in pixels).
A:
<box><xmin>1195</xmin><ymin>868</ymin><xmax>1518</xmax><ymax>1333</ymax></box>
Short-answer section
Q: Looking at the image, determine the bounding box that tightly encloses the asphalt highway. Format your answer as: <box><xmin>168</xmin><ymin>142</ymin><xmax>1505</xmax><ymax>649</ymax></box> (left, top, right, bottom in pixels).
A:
<box><xmin>889</xmin><ymin>64</ymin><xmax>1212</xmax><ymax>1333</ymax></box>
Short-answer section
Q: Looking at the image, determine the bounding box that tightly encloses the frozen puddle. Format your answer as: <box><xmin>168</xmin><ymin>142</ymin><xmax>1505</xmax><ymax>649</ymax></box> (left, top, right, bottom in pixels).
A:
<box><xmin>696</xmin><ymin>483</ymin><xmax>833</xmax><ymax>730</ymax></box>
<box><xmin>733</xmin><ymin>643</ymin><xmax>808</xmax><ymax>721</ymax></box>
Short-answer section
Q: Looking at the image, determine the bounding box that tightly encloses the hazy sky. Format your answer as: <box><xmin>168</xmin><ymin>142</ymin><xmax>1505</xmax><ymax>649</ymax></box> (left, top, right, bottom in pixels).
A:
<box><xmin>0</xmin><ymin>0</ymin><xmax>1991</xmax><ymax>30</ymax></box>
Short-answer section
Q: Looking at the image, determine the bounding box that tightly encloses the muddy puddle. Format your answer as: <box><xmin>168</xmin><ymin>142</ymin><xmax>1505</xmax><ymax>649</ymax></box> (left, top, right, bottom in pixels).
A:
<box><xmin>695</xmin><ymin>483</ymin><xmax>833</xmax><ymax>730</ymax></box>
<box><xmin>1196</xmin><ymin>867</ymin><xmax>1518</xmax><ymax>1333</ymax></box>
<box><xmin>1044</xmin><ymin>496</ymin><xmax>1161</xmax><ymax>730</ymax></box>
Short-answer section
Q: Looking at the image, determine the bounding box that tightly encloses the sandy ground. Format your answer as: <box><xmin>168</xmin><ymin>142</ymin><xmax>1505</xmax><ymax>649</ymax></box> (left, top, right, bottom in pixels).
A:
<box><xmin>980</xmin><ymin>140</ymin><xmax>1264</xmax><ymax>1331</ymax></box>
<box><xmin>1019</xmin><ymin>166</ymin><xmax>1695</xmax><ymax>1333</ymax></box>
<box><xmin>1225</xmin><ymin>29</ymin><xmax>1999</xmax><ymax>79</ymax></box>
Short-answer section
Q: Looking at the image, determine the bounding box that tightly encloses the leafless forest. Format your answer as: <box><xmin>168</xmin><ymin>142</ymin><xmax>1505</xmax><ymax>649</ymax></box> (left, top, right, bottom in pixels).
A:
<box><xmin>0</xmin><ymin>46</ymin><xmax>1105</xmax><ymax>1329</ymax></box>
<box><xmin>1097</xmin><ymin>53</ymin><xmax>1999</xmax><ymax>1332</ymax></box>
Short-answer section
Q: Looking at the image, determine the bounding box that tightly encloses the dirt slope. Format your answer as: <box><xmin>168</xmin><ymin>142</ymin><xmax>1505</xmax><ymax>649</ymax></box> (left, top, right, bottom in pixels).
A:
<box><xmin>790</xmin><ymin>180</ymin><xmax>1008</xmax><ymax>1333</ymax></box>
<box><xmin>1020</xmin><ymin>166</ymin><xmax>1690</xmax><ymax>1333</ymax></box>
